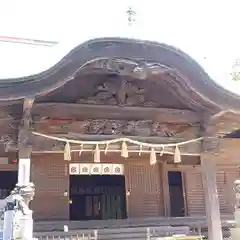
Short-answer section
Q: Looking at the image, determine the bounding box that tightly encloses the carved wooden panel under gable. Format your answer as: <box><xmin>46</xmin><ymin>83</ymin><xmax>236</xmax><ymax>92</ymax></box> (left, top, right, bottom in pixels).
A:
<box><xmin>76</xmin><ymin>78</ymin><xmax>156</xmax><ymax>107</ymax></box>
<box><xmin>37</xmin><ymin>71</ymin><xmax>196</xmax><ymax>110</ymax></box>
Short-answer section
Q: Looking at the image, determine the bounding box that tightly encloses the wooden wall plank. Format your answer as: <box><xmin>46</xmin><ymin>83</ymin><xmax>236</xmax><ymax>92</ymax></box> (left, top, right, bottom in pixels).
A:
<box><xmin>185</xmin><ymin>171</ymin><xmax>205</xmax><ymax>216</ymax></box>
<box><xmin>125</xmin><ymin>162</ymin><xmax>163</xmax><ymax>218</ymax></box>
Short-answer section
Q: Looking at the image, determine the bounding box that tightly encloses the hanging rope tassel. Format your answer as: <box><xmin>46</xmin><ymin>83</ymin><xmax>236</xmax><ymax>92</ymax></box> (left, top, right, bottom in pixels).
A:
<box><xmin>64</xmin><ymin>142</ymin><xmax>71</xmax><ymax>161</ymax></box>
<box><xmin>139</xmin><ymin>144</ymin><xmax>143</xmax><ymax>156</ymax></box>
<box><xmin>174</xmin><ymin>145</ymin><xmax>181</xmax><ymax>163</ymax></box>
<box><xmin>94</xmin><ymin>144</ymin><xmax>100</xmax><ymax>163</ymax></box>
<box><xmin>150</xmin><ymin>148</ymin><xmax>157</xmax><ymax>165</ymax></box>
<box><xmin>121</xmin><ymin>141</ymin><xmax>128</xmax><ymax>158</ymax></box>
<box><xmin>79</xmin><ymin>144</ymin><xmax>83</xmax><ymax>156</ymax></box>
<box><xmin>104</xmin><ymin>144</ymin><xmax>108</xmax><ymax>155</ymax></box>
<box><xmin>159</xmin><ymin>145</ymin><xmax>164</xmax><ymax>156</ymax></box>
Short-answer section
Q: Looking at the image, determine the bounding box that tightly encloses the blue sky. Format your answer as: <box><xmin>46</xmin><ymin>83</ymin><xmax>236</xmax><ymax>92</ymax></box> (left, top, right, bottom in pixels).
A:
<box><xmin>0</xmin><ymin>0</ymin><xmax>239</xmax><ymax>94</ymax></box>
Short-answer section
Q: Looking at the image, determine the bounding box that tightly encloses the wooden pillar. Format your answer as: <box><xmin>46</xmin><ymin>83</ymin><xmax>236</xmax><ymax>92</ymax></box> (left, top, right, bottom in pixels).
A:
<box><xmin>18</xmin><ymin>98</ymin><xmax>34</xmax><ymax>186</ymax></box>
<box><xmin>161</xmin><ymin>161</ymin><xmax>170</xmax><ymax>216</ymax></box>
<box><xmin>201</xmin><ymin>155</ymin><xmax>223</xmax><ymax>240</ymax></box>
<box><xmin>3</xmin><ymin>98</ymin><xmax>35</xmax><ymax>240</ymax></box>
<box><xmin>17</xmin><ymin>98</ymin><xmax>35</xmax><ymax>240</ymax></box>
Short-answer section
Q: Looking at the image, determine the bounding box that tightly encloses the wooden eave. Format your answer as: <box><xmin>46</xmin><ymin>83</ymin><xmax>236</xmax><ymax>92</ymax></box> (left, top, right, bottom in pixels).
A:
<box><xmin>0</xmin><ymin>37</ymin><xmax>239</xmax><ymax>114</ymax></box>
<box><xmin>0</xmin><ymin>37</ymin><xmax>240</xmax><ymax>140</ymax></box>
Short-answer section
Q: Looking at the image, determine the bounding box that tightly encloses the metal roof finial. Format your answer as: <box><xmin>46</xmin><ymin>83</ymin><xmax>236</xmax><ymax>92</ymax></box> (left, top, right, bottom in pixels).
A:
<box><xmin>126</xmin><ymin>7</ymin><xmax>136</xmax><ymax>26</ymax></box>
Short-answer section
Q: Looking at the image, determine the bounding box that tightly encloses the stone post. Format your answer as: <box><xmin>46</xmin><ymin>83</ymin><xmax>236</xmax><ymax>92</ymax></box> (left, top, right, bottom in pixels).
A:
<box><xmin>230</xmin><ymin>180</ymin><xmax>240</xmax><ymax>239</ymax></box>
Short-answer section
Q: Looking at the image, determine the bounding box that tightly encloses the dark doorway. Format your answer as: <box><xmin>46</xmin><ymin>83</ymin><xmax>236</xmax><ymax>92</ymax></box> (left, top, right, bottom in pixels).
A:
<box><xmin>69</xmin><ymin>175</ymin><xmax>127</xmax><ymax>221</ymax></box>
<box><xmin>168</xmin><ymin>171</ymin><xmax>185</xmax><ymax>217</ymax></box>
<box><xmin>0</xmin><ymin>171</ymin><xmax>17</xmax><ymax>199</ymax></box>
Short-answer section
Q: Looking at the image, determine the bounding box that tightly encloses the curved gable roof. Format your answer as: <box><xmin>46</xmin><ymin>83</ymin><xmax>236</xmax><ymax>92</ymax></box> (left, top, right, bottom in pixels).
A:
<box><xmin>0</xmin><ymin>37</ymin><xmax>239</xmax><ymax>112</ymax></box>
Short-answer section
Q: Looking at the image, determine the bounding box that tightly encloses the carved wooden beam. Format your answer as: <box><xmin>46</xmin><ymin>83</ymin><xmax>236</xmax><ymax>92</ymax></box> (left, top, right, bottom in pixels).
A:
<box><xmin>18</xmin><ymin>98</ymin><xmax>35</xmax><ymax>158</ymax></box>
<box><xmin>32</xmin><ymin>103</ymin><xmax>200</xmax><ymax>124</ymax></box>
<box><xmin>0</xmin><ymin>99</ymin><xmax>22</xmax><ymax>108</ymax></box>
<box><xmin>32</xmin><ymin>118</ymin><xmax>199</xmax><ymax>139</ymax></box>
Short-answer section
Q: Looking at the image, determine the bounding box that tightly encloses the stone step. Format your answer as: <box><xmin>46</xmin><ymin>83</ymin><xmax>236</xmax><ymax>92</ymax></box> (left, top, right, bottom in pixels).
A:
<box><xmin>34</xmin><ymin>226</ymin><xmax>191</xmax><ymax>240</ymax></box>
<box><xmin>32</xmin><ymin>215</ymin><xmax>234</xmax><ymax>232</ymax></box>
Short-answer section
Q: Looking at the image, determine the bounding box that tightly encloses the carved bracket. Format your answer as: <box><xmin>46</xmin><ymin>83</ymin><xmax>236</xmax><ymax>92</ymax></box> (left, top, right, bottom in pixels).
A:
<box><xmin>202</xmin><ymin>137</ymin><xmax>220</xmax><ymax>153</ymax></box>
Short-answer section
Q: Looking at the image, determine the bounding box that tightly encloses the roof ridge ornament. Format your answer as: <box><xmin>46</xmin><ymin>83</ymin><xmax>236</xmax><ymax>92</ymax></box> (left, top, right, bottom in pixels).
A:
<box><xmin>126</xmin><ymin>7</ymin><xmax>136</xmax><ymax>26</ymax></box>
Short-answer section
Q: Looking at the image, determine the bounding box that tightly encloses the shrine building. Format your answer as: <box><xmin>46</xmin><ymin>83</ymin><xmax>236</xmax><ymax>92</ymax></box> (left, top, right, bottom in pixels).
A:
<box><xmin>0</xmin><ymin>38</ymin><xmax>240</xmax><ymax>229</ymax></box>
